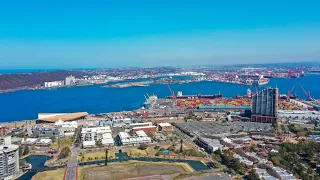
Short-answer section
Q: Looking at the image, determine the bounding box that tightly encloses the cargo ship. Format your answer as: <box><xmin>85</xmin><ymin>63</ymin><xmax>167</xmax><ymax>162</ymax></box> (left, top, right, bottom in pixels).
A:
<box><xmin>142</xmin><ymin>94</ymin><xmax>158</xmax><ymax>109</ymax></box>
<box><xmin>252</xmin><ymin>75</ymin><xmax>269</xmax><ymax>86</ymax></box>
<box><xmin>166</xmin><ymin>91</ymin><xmax>222</xmax><ymax>99</ymax></box>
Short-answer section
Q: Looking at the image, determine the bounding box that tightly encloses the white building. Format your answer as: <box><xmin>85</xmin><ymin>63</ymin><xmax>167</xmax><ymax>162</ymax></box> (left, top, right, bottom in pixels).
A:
<box><xmin>196</xmin><ymin>137</ymin><xmax>224</xmax><ymax>153</ymax></box>
<box><xmin>158</xmin><ymin>122</ymin><xmax>173</xmax><ymax>131</ymax></box>
<box><xmin>54</xmin><ymin>120</ymin><xmax>77</xmax><ymax>135</ymax></box>
<box><xmin>81</xmin><ymin>126</ymin><xmax>112</xmax><ymax>141</ymax></box>
<box><xmin>0</xmin><ymin>144</ymin><xmax>19</xmax><ymax>180</ymax></box>
<box><xmin>118</xmin><ymin>131</ymin><xmax>151</xmax><ymax>146</ymax></box>
<box><xmin>130</xmin><ymin>122</ymin><xmax>152</xmax><ymax>129</ymax></box>
<box><xmin>65</xmin><ymin>75</ymin><xmax>76</xmax><ymax>86</ymax></box>
<box><xmin>0</xmin><ymin>136</ymin><xmax>11</xmax><ymax>146</ymax></box>
<box><xmin>44</xmin><ymin>80</ymin><xmax>64</xmax><ymax>88</ymax></box>
<box><xmin>101</xmin><ymin>133</ymin><xmax>114</xmax><ymax>146</ymax></box>
<box><xmin>82</xmin><ymin>141</ymin><xmax>95</xmax><ymax>148</ymax></box>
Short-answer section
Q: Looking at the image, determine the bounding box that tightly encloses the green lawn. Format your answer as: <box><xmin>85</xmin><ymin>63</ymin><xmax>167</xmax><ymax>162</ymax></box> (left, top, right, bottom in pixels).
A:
<box><xmin>50</xmin><ymin>137</ymin><xmax>74</xmax><ymax>150</ymax></box>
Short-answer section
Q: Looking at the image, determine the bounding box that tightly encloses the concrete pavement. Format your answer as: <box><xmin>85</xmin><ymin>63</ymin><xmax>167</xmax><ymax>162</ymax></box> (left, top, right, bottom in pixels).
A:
<box><xmin>64</xmin><ymin>147</ymin><xmax>79</xmax><ymax>180</ymax></box>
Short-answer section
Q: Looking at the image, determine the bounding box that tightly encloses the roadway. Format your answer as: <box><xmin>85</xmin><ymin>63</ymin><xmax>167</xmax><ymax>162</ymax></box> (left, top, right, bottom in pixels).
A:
<box><xmin>65</xmin><ymin>146</ymin><xmax>80</xmax><ymax>180</ymax></box>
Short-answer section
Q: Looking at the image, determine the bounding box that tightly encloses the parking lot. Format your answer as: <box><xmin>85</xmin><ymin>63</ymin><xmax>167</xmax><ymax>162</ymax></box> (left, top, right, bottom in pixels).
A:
<box><xmin>178</xmin><ymin>122</ymin><xmax>231</xmax><ymax>136</ymax></box>
<box><xmin>177</xmin><ymin>121</ymin><xmax>273</xmax><ymax>137</ymax></box>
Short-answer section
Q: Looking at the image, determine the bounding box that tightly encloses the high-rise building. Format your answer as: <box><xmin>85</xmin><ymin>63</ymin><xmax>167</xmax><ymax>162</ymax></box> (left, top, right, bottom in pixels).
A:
<box><xmin>251</xmin><ymin>88</ymin><xmax>278</xmax><ymax>123</ymax></box>
<box><xmin>0</xmin><ymin>143</ymin><xmax>19</xmax><ymax>180</ymax></box>
<box><xmin>65</xmin><ymin>75</ymin><xmax>76</xmax><ymax>86</ymax></box>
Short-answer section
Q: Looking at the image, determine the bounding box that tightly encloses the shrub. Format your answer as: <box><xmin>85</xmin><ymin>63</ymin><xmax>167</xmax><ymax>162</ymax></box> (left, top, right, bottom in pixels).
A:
<box><xmin>58</xmin><ymin>147</ymin><xmax>71</xmax><ymax>159</ymax></box>
<box><xmin>138</xmin><ymin>143</ymin><xmax>148</xmax><ymax>150</ymax></box>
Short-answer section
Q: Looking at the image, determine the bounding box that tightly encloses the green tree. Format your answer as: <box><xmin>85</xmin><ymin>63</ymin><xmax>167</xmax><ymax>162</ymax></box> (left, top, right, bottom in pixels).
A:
<box><xmin>138</xmin><ymin>143</ymin><xmax>148</xmax><ymax>150</ymax></box>
<box><xmin>179</xmin><ymin>139</ymin><xmax>183</xmax><ymax>153</ymax></box>
<box><xmin>249</xmin><ymin>145</ymin><xmax>255</xmax><ymax>152</ymax></box>
<box><xmin>19</xmin><ymin>146</ymin><xmax>23</xmax><ymax>157</ymax></box>
<box><xmin>22</xmin><ymin>145</ymin><xmax>29</xmax><ymax>156</ymax></box>
<box><xmin>96</xmin><ymin>140</ymin><xmax>103</xmax><ymax>147</ymax></box>
<box><xmin>245</xmin><ymin>170</ymin><xmax>260</xmax><ymax>180</ymax></box>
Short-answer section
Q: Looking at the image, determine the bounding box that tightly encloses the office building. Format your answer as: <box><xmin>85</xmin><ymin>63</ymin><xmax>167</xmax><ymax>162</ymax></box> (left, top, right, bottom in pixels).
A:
<box><xmin>117</xmin><ymin>131</ymin><xmax>151</xmax><ymax>146</ymax></box>
<box><xmin>158</xmin><ymin>123</ymin><xmax>173</xmax><ymax>131</ymax></box>
<box><xmin>251</xmin><ymin>88</ymin><xmax>278</xmax><ymax>123</ymax></box>
<box><xmin>0</xmin><ymin>144</ymin><xmax>19</xmax><ymax>180</ymax></box>
<box><xmin>195</xmin><ymin>137</ymin><xmax>223</xmax><ymax>153</ymax></box>
<box><xmin>81</xmin><ymin>126</ymin><xmax>112</xmax><ymax>141</ymax></box>
<box><xmin>27</xmin><ymin>126</ymin><xmax>61</xmax><ymax>137</ymax></box>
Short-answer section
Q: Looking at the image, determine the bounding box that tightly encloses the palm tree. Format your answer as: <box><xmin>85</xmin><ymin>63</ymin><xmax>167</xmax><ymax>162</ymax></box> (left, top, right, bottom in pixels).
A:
<box><xmin>179</xmin><ymin>139</ymin><xmax>183</xmax><ymax>153</ymax></box>
<box><xmin>105</xmin><ymin>148</ymin><xmax>108</xmax><ymax>165</ymax></box>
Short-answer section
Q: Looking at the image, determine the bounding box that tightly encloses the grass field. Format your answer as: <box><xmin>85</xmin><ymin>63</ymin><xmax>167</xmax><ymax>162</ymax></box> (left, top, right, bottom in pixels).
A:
<box><xmin>78</xmin><ymin>150</ymin><xmax>116</xmax><ymax>161</ymax></box>
<box><xmin>50</xmin><ymin>137</ymin><xmax>74</xmax><ymax>150</ymax></box>
<box><xmin>32</xmin><ymin>168</ymin><xmax>65</xmax><ymax>180</ymax></box>
<box><xmin>125</xmin><ymin>146</ymin><xmax>159</xmax><ymax>157</ymax></box>
<box><xmin>79</xmin><ymin>161</ymin><xmax>191</xmax><ymax>180</ymax></box>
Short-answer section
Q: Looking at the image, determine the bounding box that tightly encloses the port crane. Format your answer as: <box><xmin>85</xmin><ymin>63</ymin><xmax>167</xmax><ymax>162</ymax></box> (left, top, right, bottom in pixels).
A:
<box><xmin>300</xmin><ymin>84</ymin><xmax>313</xmax><ymax>101</ymax></box>
<box><xmin>167</xmin><ymin>84</ymin><xmax>176</xmax><ymax>99</ymax></box>
<box><xmin>287</xmin><ymin>83</ymin><xmax>296</xmax><ymax>101</ymax></box>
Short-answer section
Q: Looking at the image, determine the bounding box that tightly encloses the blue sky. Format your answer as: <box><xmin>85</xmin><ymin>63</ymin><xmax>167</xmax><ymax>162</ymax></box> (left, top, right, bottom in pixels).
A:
<box><xmin>0</xmin><ymin>0</ymin><xmax>320</xmax><ymax>68</ymax></box>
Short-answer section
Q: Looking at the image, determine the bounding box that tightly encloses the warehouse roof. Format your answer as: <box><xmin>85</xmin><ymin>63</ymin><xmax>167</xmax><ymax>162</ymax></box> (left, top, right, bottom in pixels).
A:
<box><xmin>38</xmin><ymin>112</ymin><xmax>88</xmax><ymax>123</ymax></box>
<box><xmin>158</xmin><ymin>122</ymin><xmax>172</xmax><ymax>127</ymax></box>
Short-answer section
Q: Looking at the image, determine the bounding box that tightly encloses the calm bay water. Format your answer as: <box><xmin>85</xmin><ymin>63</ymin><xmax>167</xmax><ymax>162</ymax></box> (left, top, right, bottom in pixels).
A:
<box><xmin>18</xmin><ymin>155</ymin><xmax>52</xmax><ymax>180</ymax></box>
<box><xmin>0</xmin><ymin>75</ymin><xmax>319</xmax><ymax>122</ymax></box>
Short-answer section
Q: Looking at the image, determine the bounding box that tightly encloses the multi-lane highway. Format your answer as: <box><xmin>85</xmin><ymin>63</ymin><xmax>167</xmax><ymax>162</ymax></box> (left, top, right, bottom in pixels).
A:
<box><xmin>64</xmin><ymin>146</ymin><xmax>79</xmax><ymax>180</ymax></box>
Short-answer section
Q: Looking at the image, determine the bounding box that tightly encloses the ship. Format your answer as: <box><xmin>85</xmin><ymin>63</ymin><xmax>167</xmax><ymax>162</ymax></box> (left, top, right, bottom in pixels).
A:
<box><xmin>253</xmin><ymin>75</ymin><xmax>269</xmax><ymax>86</ymax></box>
<box><xmin>280</xmin><ymin>94</ymin><xmax>298</xmax><ymax>100</ymax></box>
<box><xmin>142</xmin><ymin>94</ymin><xmax>158</xmax><ymax>109</ymax></box>
<box><xmin>166</xmin><ymin>91</ymin><xmax>222</xmax><ymax>99</ymax></box>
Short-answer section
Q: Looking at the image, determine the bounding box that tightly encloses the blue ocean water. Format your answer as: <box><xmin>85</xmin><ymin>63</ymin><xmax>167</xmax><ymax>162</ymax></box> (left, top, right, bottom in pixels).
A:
<box><xmin>0</xmin><ymin>75</ymin><xmax>319</xmax><ymax>122</ymax></box>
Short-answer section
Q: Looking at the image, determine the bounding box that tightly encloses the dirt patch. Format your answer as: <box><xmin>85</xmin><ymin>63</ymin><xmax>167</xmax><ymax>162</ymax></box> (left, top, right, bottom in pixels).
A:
<box><xmin>80</xmin><ymin>162</ymin><xmax>189</xmax><ymax>180</ymax></box>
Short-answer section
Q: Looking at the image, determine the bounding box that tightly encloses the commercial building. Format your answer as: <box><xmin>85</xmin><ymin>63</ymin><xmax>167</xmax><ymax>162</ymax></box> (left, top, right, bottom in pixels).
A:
<box><xmin>54</xmin><ymin>120</ymin><xmax>77</xmax><ymax>136</ymax></box>
<box><xmin>99</xmin><ymin>117</ymin><xmax>132</xmax><ymax>128</ymax></box>
<box><xmin>130</xmin><ymin>122</ymin><xmax>157</xmax><ymax>133</ymax></box>
<box><xmin>81</xmin><ymin>126</ymin><xmax>112</xmax><ymax>141</ymax></box>
<box><xmin>158</xmin><ymin>123</ymin><xmax>173</xmax><ymax>131</ymax></box>
<box><xmin>195</xmin><ymin>137</ymin><xmax>223</xmax><ymax>153</ymax></box>
<box><xmin>251</xmin><ymin>88</ymin><xmax>278</xmax><ymax>123</ymax></box>
<box><xmin>0</xmin><ymin>137</ymin><xmax>11</xmax><ymax>146</ymax></box>
<box><xmin>0</xmin><ymin>144</ymin><xmax>19</xmax><ymax>180</ymax></box>
<box><xmin>117</xmin><ymin>131</ymin><xmax>151</xmax><ymax>146</ymax></box>
<box><xmin>277</xmin><ymin>110</ymin><xmax>320</xmax><ymax>124</ymax></box>
<box><xmin>132</xmin><ymin>126</ymin><xmax>157</xmax><ymax>133</ymax></box>
<box><xmin>27</xmin><ymin>126</ymin><xmax>61</xmax><ymax>137</ymax></box>
<box><xmin>37</xmin><ymin>112</ymin><xmax>88</xmax><ymax>124</ymax></box>
<box><xmin>130</xmin><ymin>122</ymin><xmax>152</xmax><ymax>128</ymax></box>
<box><xmin>101</xmin><ymin>133</ymin><xmax>114</xmax><ymax>146</ymax></box>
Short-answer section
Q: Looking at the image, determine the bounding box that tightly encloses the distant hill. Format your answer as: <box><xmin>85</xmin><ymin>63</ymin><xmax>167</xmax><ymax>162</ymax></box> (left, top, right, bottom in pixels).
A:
<box><xmin>0</xmin><ymin>70</ymin><xmax>91</xmax><ymax>91</ymax></box>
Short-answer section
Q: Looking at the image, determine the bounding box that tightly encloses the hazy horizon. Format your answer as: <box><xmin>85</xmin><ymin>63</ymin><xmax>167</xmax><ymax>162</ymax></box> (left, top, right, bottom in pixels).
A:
<box><xmin>1</xmin><ymin>1</ymin><xmax>320</xmax><ymax>68</ymax></box>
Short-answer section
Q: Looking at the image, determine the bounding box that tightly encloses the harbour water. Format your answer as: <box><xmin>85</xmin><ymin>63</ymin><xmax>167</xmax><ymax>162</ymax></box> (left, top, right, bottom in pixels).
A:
<box><xmin>18</xmin><ymin>155</ymin><xmax>52</xmax><ymax>180</ymax></box>
<box><xmin>0</xmin><ymin>75</ymin><xmax>319</xmax><ymax>122</ymax></box>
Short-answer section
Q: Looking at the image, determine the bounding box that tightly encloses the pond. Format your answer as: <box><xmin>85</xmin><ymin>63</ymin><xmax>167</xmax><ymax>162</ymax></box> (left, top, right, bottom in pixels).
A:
<box><xmin>18</xmin><ymin>155</ymin><xmax>52</xmax><ymax>180</ymax></box>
